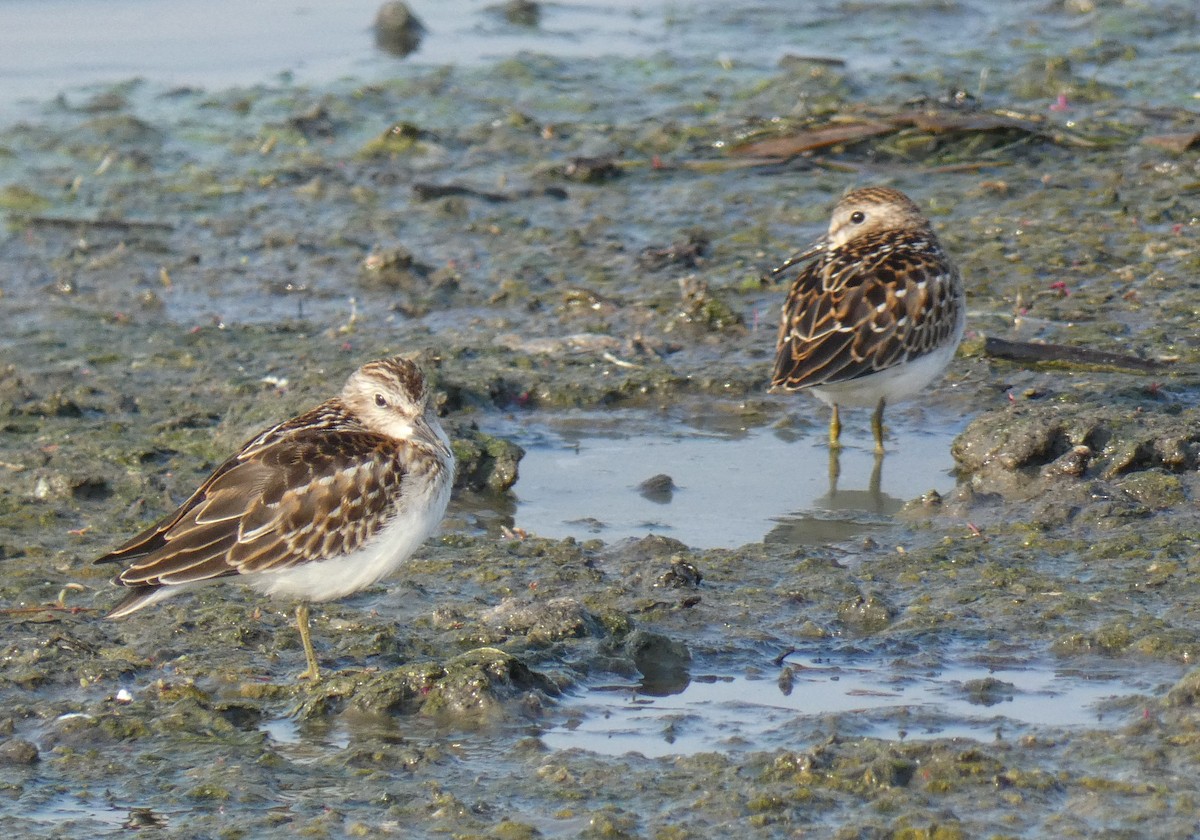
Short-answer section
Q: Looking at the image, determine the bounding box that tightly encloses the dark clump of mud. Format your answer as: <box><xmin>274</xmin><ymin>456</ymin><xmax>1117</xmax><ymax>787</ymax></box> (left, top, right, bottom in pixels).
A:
<box><xmin>3</xmin><ymin>0</ymin><xmax>1200</xmax><ymax>836</ymax></box>
<box><xmin>373</xmin><ymin>0</ymin><xmax>426</xmax><ymax>57</ymax></box>
<box><xmin>954</xmin><ymin>400</ymin><xmax>1200</xmax><ymax>501</ymax></box>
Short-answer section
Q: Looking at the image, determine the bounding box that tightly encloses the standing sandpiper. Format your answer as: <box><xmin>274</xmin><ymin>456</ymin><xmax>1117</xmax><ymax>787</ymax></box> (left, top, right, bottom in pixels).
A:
<box><xmin>769</xmin><ymin>186</ymin><xmax>966</xmax><ymax>453</ymax></box>
<box><xmin>95</xmin><ymin>355</ymin><xmax>455</xmax><ymax>682</ymax></box>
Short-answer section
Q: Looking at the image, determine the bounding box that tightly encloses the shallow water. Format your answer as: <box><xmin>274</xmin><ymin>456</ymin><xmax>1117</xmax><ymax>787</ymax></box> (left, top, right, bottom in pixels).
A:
<box><xmin>5</xmin><ymin>0</ymin><xmax>1196</xmax><ymax>113</ymax></box>
<box><xmin>18</xmin><ymin>797</ymin><xmax>129</xmax><ymax>833</ymax></box>
<box><xmin>0</xmin><ymin>0</ymin><xmax>680</xmax><ymax>114</ymax></box>
<box><xmin>542</xmin><ymin>652</ymin><xmax>1184</xmax><ymax>758</ymax></box>
<box><xmin>498</xmin><ymin>404</ymin><xmax>962</xmax><ymax>548</ymax></box>
<box><xmin>0</xmin><ymin>0</ymin><xmax>661</xmax><ymax>109</ymax></box>
<box><xmin>251</xmin><ymin>649</ymin><xmax>1184</xmax><ymax>761</ymax></box>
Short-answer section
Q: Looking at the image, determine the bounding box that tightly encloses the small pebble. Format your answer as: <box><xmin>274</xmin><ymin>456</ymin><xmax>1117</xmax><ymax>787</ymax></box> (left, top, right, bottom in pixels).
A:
<box><xmin>501</xmin><ymin>0</ymin><xmax>540</xmax><ymax>27</ymax></box>
<box><xmin>0</xmin><ymin>738</ymin><xmax>39</xmax><ymax>766</ymax></box>
<box><xmin>638</xmin><ymin>473</ymin><xmax>677</xmax><ymax>503</ymax></box>
<box><xmin>374</xmin><ymin>1</ymin><xmax>426</xmax><ymax>57</ymax></box>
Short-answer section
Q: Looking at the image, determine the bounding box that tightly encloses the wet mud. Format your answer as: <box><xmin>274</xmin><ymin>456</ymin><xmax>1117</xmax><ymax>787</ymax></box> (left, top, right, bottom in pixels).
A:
<box><xmin>2</xmin><ymin>0</ymin><xmax>1200</xmax><ymax>836</ymax></box>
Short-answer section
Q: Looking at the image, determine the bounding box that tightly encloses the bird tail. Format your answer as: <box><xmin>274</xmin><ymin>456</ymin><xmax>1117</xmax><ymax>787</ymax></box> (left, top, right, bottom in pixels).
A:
<box><xmin>104</xmin><ymin>584</ymin><xmax>177</xmax><ymax>619</ymax></box>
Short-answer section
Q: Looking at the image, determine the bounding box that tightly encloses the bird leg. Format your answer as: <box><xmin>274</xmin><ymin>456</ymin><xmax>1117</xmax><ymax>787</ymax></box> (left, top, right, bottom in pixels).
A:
<box><xmin>829</xmin><ymin>403</ymin><xmax>842</xmax><ymax>450</ymax></box>
<box><xmin>295</xmin><ymin>603</ymin><xmax>321</xmax><ymax>682</ymax></box>
<box><xmin>827</xmin><ymin>446</ymin><xmax>841</xmax><ymax>496</ymax></box>
<box><xmin>871</xmin><ymin>398</ymin><xmax>887</xmax><ymax>455</ymax></box>
<box><xmin>870</xmin><ymin>450</ymin><xmax>884</xmax><ymax>499</ymax></box>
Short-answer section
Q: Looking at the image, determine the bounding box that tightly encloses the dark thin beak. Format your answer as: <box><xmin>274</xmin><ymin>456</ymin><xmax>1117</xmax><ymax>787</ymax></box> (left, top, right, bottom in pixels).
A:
<box><xmin>770</xmin><ymin>236</ymin><xmax>827</xmax><ymax>277</ymax></box>
<box><xmin>414</xmin><ymin>412</ymin><xmax>450</xmax><ymax>455</ymax></box>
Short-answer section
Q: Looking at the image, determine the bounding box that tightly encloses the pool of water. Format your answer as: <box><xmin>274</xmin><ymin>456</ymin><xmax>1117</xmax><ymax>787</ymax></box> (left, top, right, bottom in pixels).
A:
<box><xmin>484</xmin><ymin>403</ymin><xmax>963</xmax><ymax>549</ymax></box>
<box><xmin>6</xmin><ymin>0</ymin><xmax>1194</xmax><ymax>117</ymax></box>
<box><xmin>540</xmin><ymin>651</ymin><xmax>1182</xmax><ymax>758</ymax></box>
<box><xmin>0</xmin><ymin>0</ymin><xmax>677</xmax><ymax>111</ymax></box>
<box><xmin>252</xmin><ymin>648</ymin><xmax>1182</xmax><ymax>761</ymax></box>
<box><xmin>11</xmin><ymin>786</ymin><xmax>135</xmax><ymax>832</ymax></box>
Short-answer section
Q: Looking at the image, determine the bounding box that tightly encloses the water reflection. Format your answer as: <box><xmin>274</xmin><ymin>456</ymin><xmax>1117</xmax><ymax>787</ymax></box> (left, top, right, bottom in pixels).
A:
<box><xmin>765</xmin><ymin>449</ymin><xmax>903</xmax><ymax>545</ymax></box>
<box><xmin>484</xmin><ymin>408</ymin><xmax>960</xmax><ymax>549</ymax></box>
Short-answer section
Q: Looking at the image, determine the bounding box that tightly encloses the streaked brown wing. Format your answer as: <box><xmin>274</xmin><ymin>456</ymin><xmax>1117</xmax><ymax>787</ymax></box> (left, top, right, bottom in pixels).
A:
<box><xmin>899</xmin><ymin>251</ymin><xmax>963</xmax><ymax>358</ymax></box>
<box><xmin>105</xmin><ymin>428</ymin><xmax>406</xmax><ymax>588</ymax></box>
<box><xmin>228</xmin><ymin>431</ymin><xmax>405</xmax><ymax>575</ymax></box>
<box><xmin>95</xmin><ymin>399</ymin><xmax>364</xmax><ymax>567</ymax></box>
<box><xmin>771</xmin><ymin>232</ymin><xmax>958</xmax><ymax>390</ymax></box>
<box><xmin>94</xmin><ymin>450</ymin><xmax>262</xmax><ymax>567</ymax></box>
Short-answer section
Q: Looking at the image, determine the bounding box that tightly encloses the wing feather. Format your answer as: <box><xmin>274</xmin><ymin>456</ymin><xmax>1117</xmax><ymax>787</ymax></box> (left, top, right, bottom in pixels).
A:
<box><xmin>93</xmin><ymin>400</ymin><xmax>350</xmax><ymax>566</ymax></box>
<box><xmin>190</xmin><ymin>460</ymin><xmax>273</xmax><ymax>525</ymax></box>
<box><xmin>118</xmin><ymin>526</ymin><xmax>238</xmax><ymax>585</ymax></box>
<box><xmin>771</xmin><ymin>230</ymin><xmax>961</xmax><ymax>391</ymax></box>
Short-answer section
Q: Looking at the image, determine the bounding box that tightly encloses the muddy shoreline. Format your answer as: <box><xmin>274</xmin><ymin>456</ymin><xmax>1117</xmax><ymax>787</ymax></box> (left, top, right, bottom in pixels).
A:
<box><xmin>3</xmin><ymin>2</ymin><xmax>1200</xmax><ymax>835</ymax></box>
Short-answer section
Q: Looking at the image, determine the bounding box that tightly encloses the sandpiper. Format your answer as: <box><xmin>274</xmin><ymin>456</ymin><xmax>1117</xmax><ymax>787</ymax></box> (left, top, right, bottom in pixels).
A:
<box><xmin>769</xmin><ymin>186</ymin><xmax>966</xmax><ymax>452</ymax></box>
<box><xmin>95</xmin><ymin>355</ymin><xmax>455</xmax><ymax>682</ymax></box>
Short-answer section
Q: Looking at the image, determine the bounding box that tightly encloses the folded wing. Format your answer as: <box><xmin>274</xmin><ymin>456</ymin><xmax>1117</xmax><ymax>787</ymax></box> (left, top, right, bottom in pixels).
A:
<box><xmin>771</xmin><ymin>232</ymin><xmax>960</xmax><ymax>390</ymax></box>
<box><xmin>97</xmin><ymin>429</ymin><xmax>406</xmax><ymax>591</ymax></box>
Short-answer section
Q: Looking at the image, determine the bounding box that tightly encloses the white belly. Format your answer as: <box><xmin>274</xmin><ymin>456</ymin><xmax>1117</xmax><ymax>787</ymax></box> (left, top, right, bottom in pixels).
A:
<box><xmin>245</xmin><ymin>473</ymin><xmax>452</xmax><ymax>603</ymax></box>
<box><xmin>810</xmin><ymin>317</ymin><xmax>964</xmax><ymax>408</ymax></box>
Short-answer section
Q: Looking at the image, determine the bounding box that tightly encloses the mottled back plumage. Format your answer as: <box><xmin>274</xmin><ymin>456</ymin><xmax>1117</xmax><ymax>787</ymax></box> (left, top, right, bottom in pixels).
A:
<box><xmin>768</xmin><ymin>186</ymin><xmax>966</xmax><ymax>452</ymax></box>
<box><xmin>770</xmin><ymin>186</ymin><xmax>965</xmax><ymax>395</ymax></box>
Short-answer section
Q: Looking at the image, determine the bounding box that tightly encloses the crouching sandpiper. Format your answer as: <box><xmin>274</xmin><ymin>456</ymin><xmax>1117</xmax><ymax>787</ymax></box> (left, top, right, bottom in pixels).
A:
<box><xmin>95</xmin><ymin>355</ymin><xmax>455</xmax><ymax>682</ymax></box>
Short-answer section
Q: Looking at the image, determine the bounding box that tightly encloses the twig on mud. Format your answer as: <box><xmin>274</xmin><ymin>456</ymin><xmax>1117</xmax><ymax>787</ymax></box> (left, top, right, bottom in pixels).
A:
<box><xmin>601</xmin><ymin>351</ymin><xmax>642</xmax><ymax>369</ymax></box>
<box><xmin>0</xmin><ymin>605</ymin><xmax>92</xmax><ymax>617</ymax></box>
<box><xmin>12</xmin><ymin>214</ymin><xmax>176</xmax><ymax>233</ymax></box>
<box><xmin>984</xmin><ymin>336</ymin><xmax>1173</xmax><ymax>373</ymax></box>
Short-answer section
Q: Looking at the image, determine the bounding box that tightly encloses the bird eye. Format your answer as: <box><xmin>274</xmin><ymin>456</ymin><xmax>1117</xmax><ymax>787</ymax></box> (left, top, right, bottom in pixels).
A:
<box><xmin>374</xmin><ymin>393</ymin><xmax>388</xmax><ymax>407</ymax></box>
<box><xmin>850</xmin><ymin>211</ymin><xmax>866</xmax><ymax>224</ymax></box>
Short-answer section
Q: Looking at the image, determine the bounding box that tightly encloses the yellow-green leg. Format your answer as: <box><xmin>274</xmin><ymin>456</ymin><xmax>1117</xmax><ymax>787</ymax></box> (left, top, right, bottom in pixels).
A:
<box><xmin>827</xmin><ymin>446</ymin><xmax>841</xmax><ymax>496</ymax></box>
<box><xmin>829</xmin><ymin>403</ymin><xmax>842</xmax><ymax>449</ymax></box>
<box><xmin>871</xmin><ymin>398</ymin><xmax>887</xmax><ymax>455</ymax></box>
<box><xmin>295</xmin><ymin>603</ymin><xmax>321</xmax><ymax>683</ymax></box>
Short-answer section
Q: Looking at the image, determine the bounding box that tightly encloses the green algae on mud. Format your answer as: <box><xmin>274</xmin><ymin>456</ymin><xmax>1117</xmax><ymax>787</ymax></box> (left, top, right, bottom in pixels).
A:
<box><xmin>3</xmin><ymin>6</ymin><xmax>1200</xmax><ymax>835</ymax></box>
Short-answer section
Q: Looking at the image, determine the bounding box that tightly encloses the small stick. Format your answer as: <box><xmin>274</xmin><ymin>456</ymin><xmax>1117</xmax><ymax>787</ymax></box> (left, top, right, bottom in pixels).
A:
<box><xmin>983</xmin><ymin>336</ymin><xmax>1171</xmax><ymax>373</ymax></box>
<box><xmin>12</xmin><ymin>214</ymin><xmax>175</xmax><ymax>232</ymax></box>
